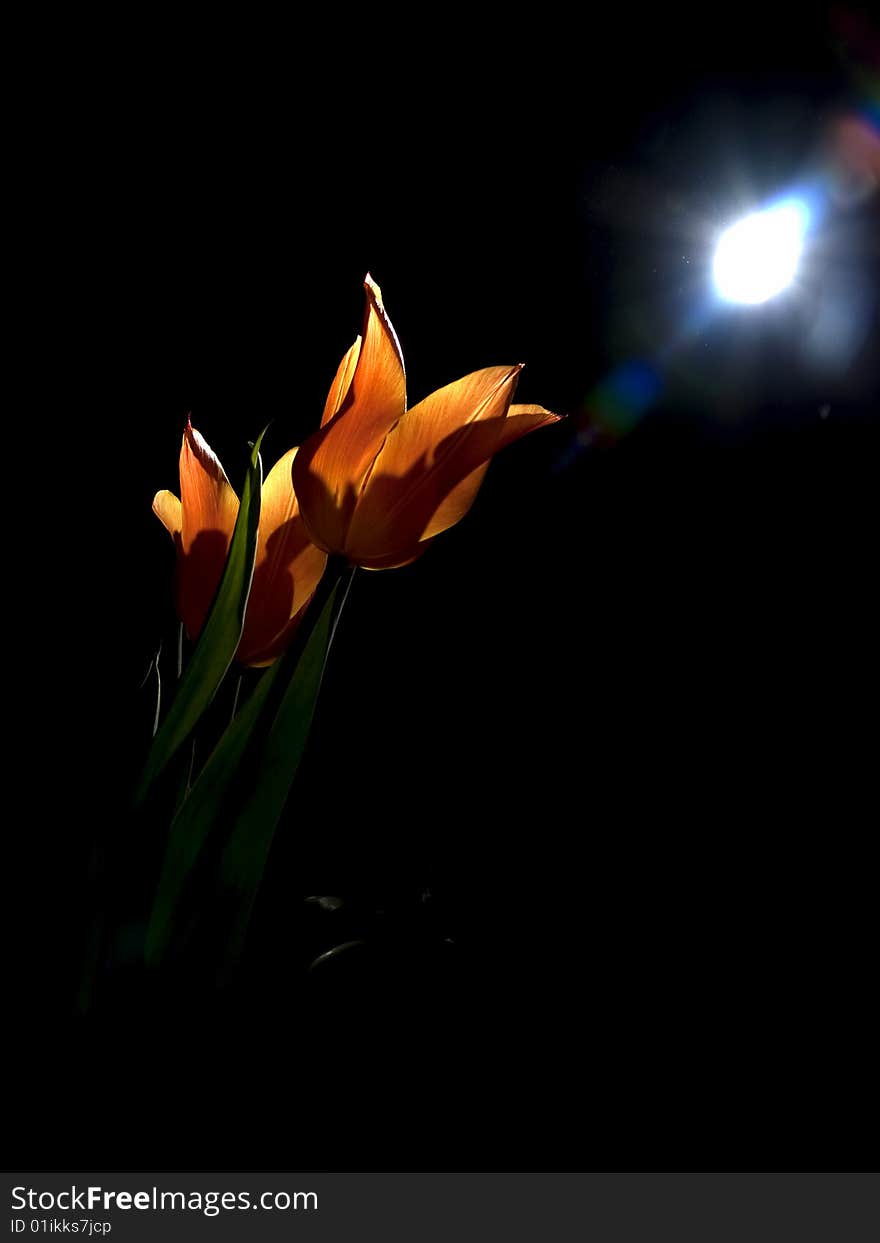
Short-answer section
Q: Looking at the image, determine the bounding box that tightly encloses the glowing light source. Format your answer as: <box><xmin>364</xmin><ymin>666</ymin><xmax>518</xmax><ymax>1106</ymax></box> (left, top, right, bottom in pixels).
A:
<box><xmin>712</xmin><ymin>200</ymin><xmax>810</xmax><ymax>304</ymax></box>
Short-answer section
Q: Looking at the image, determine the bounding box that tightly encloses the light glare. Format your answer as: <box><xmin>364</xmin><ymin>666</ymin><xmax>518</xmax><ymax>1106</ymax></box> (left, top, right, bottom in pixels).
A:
<box><xmin>713</xmin><ymin>200</ymin><xmax>809</xmax><ymax>304</ymax></box>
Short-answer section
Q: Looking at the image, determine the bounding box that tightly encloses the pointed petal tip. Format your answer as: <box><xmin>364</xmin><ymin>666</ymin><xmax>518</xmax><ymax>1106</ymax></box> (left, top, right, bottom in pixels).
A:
<box><xmin>509</xmin><ymin>401</ymin><xmax>564</xmax><ymax>424</ymax></box>
<box><xmin>497</xmin><ymin>362</ymin><xmax>525</xmax><ymax>385</ymax></box>
<box><xmin>497</xmin><ymin>362</ymin><xmax>525</xmax><ymax>392</ymax></box>
<box><xmin>364</xmin><ymin>271</ymin><xmax>384</xmax><ymax>307</ymax></box>
<box><xmin>182</xmin><ymin>420</ymin><xmax>232</xmax><ymax>482</ymax></box>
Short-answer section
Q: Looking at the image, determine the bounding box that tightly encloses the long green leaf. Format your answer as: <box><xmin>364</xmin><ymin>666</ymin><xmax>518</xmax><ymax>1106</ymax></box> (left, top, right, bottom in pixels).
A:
<box><xmin>219</xmin><ymin>578</ymin><xmax>342</xmax><ymax>959</ymax></box>
<box><xmin>144</xmin><ymin>657</ymin><xmax>283</xmax><ymax>964</ymax></box>
<box><xmin>144</xmin><ymin>570</ymin><xmax>346</xmax><ymax>967</ymax></box>
<box><xmin>134</xmin><ymin>431</ymin><xmax>265</xmax><ymax>806</ymax></box>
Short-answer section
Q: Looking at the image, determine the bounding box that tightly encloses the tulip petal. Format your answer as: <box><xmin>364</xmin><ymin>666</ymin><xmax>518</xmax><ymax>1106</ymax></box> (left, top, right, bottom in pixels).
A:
<box><xmin>136</xmin><ymin>430</ymin><xmax>265</xmax><ymax>808</ymax></box>
<box><xmin>176</xmin><ymin>422</ymin><xmax>241</xmax><ymax>639</ymax></box>
<box><xmin>236</xmin><ymin>448</ymin><xmax>328</xmax><ymax>666</ymax></box>
<box><xmin>152</xmin><ymin>489</ymin><xmax>182</xmax><ymax>538</ymax></box>
<box><xmin>345</xmin><ymin>366</ymin><xmax>561</xmax><ymax>561</ymax></box>
<box><xmin>419</xmin><ymin>406</ymin><xmax>560</xmax><ymax>541</ymax></box>
<box><xmin>357</xmin><ymin>543</ymin><xmax>432</xmax><ymax>571</ymax></box>
<box><xmin>321</xmin><ymin>337</ymin><xmax>362</xmax><ymax>427</ymax></box>
<box><xmin>239</xmin><ymin>612</ymin><xmax>308</xmax><ymax>668</ymax></box>
<box><xmin>179</xmin><ymin>421</ymin><xmax>240</xmax><ymax>552</ymax></box>
<box><xmin>417</xmin><ymin>462</ymin><xmax>491</xmax><ymax>542</ymax></box>
<box><xmin>293</xmin><ymin>275</ymin><xmax>407</xmax><ymax>554</ymax></box>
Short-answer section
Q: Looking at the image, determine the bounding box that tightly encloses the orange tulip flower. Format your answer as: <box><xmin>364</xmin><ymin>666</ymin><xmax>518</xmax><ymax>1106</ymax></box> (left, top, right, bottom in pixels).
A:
<box><xmin>292</xmin><ymin>276</ymin><xmax>562</xmax><ymax>569</ymax></box>
<box><xmin>153</xmin><ymin>422</ymin><xmax>327</xmax><ymax>666</ymax></box>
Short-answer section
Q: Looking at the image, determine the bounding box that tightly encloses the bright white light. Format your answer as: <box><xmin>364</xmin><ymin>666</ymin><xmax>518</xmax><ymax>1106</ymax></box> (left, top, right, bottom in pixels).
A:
<box><xmin>713</xmin><ymin>200</ymin><xmax>809</xmax><ymax>304</ymax></box>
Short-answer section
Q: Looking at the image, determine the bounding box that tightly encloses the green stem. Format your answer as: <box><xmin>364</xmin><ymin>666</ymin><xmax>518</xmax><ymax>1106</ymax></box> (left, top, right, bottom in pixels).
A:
<box><xmin>218</xmin><ymin>558</ymin><xmax>355</xmax><ymax>965</ymax></box>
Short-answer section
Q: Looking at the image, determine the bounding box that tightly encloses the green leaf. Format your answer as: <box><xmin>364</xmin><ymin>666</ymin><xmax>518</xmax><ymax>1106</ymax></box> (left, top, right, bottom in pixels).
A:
<box><xmin>145</xmin><ymin>569</ymin><xmax>348</xmax><ymax>967</ymax></box>
<box><xmin>133</xmin><ymin>431</ymin><xmax>266</xmax><ymax>806</ymax></box>
<box><xmin>144</xmin><ymin>657</ymin><xmax>283</xmax><ymax>965</ymax></box>
<box><xmin>219</xmin><ymin>577</ymin><xmax>343</xmax><ymax>960</ymax></box>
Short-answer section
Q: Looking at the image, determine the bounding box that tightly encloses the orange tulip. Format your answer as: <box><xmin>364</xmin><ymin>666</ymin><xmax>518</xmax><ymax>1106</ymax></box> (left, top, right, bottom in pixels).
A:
<box><xmin>292</xmin><ymin>276</ymin><xmax>561</xmax><ymax>569</ymax></box>
<box><xmin>153</xmin><ymin>422</ymin><xmax>327</xmax><ymax>667</ymax></box>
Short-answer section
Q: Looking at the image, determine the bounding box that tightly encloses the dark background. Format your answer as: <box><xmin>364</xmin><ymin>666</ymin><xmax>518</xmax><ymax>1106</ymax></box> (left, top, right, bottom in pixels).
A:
<box><xmin>19</xmin><ymin>5</ymin><xmax>877</xmax><ymax>1171</ymax></box>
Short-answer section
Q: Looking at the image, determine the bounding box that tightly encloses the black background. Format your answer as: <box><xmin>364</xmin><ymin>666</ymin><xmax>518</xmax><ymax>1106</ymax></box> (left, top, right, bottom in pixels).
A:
<box><xmin>18</xmin><ymin>5</ymin><xmax>877</xmax><ymax>1171</ymax></box>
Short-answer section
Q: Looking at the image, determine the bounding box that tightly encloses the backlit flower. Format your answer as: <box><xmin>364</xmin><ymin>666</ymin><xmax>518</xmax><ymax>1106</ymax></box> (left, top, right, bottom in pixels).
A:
<box><xmin>153</xmin><ymin>423</ymin><xmax>327</xmax><ymax>666</ymax></box>
<box><xmin>292</xmin><ymin>276</ymin><xmax>561</xmax><ymax>569</ymax></box>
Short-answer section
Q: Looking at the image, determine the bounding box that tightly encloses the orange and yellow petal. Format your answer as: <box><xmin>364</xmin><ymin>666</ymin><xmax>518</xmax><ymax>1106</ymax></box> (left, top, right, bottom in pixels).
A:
<box><xmin>293</xmin><ymin>275</ymin><xmax>407</xmax><ymax>554</ymax></box>
<box><xmin>413</xmin><ymin>406</ymin><xmax>563</xmax><ymax>543</ymax></box>
<box><xmin>152</xmin><ymin>489</ymin><xmax>182</xmax><ymax>538</ymax></box>
<box><xmin>321</xmin><ymin>336</ymin><xmax>362</xmax><ymax>427</ymax></box>
<box><xmin>238</xmin><ymin>610</ymin><xmax>309</xmax><ymax>668</ymax></box>
<box><xmin>357</xmin><ymin>543</ymin><xmax>432</xmax><ymax>571</ymax></box>
<box><xmin>179</xmin><ymin>421</ymin><xmax>240</xmax><ymax>555</ymax></box>
<box><xmin>235</xmin><ymin>448</ymin><xmax>328</xmax><ymax>666</ymax></box>
<box><xmin>417</xmin><ymin>461</ymin><xmax>492</xmax><ymax>542</ymax></box>
<box><xmin>345</xmin><ymin>365</ymin><xmax>530</xmax><ymax>561</ymax></box>
<box><xmin>418</xmin><ymin>404</ymin><xmax>560</xmax><ymax>545</ymax></box>
<box><xmin>173</xmin><ymin>422</ymin><xmax>241</xmax><ymax>640</ymax></box>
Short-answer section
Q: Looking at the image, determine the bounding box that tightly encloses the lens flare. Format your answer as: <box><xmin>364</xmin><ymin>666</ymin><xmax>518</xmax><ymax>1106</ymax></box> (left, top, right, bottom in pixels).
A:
<box><xmin>712</xmin><ymin>200</ymin><xmax>810</xmax><ymax>304</ymax></box>
<box><xmin>826</xmin><ymin>114</ymin><xmax>880</xmax><ymax>206</ymax></box>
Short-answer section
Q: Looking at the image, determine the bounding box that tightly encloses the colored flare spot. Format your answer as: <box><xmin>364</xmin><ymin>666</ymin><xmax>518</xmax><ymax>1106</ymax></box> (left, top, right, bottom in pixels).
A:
<box><xmin>585</xmin><ymin>361</ymin><xmax>663</xmax><ymax>439</ymax></box>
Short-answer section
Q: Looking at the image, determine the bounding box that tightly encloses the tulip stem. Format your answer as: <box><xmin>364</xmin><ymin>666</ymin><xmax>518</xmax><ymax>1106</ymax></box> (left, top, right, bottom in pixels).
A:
<box><xmin>329</xmin><ymin>562</ymin><xmax>356</xmax><ymax>651</ymax></box>
<box><xmin>151</xmin><ymin>647</ymin><xmax>162</xmax><ymax>738</ymax></box>
<box><xmin>211</xmin><ymin>558</ymin><xmax>354</xmax><ymax>967</ymax></box>
<box><xmin>230</xmin><ymin>672</ymin><xmax>243</xmax><ymax>724</ymax></box>
<box><xmin>183</xmin><ymin>738</ymin><xmax>196</xmax><ymax>800</ymax></box>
